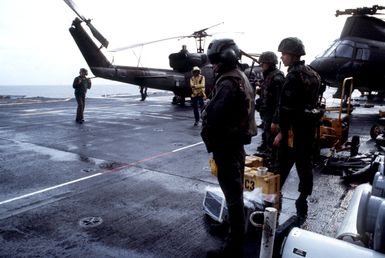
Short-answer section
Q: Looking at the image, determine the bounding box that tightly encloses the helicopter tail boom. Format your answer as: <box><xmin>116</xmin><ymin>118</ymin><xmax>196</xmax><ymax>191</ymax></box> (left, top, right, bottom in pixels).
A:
<box><xmin>69</xmin><ymin>18</ymin><xmax>112</xmax><ymax>72</ymax></box>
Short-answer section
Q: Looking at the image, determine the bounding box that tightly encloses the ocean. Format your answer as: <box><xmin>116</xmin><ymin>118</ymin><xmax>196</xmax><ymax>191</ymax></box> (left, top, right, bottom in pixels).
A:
<box><xmin>0</xmin><ymin>84</ymin><xmax>149</xmax><ymax>99</ymax></box>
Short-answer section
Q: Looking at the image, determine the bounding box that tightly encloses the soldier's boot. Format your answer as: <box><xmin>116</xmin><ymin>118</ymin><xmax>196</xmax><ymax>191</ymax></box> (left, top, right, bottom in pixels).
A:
<box><xmin>295</xmin><ymin>195</ymin><xmax>308</xmax><ymax>226</ymax></box>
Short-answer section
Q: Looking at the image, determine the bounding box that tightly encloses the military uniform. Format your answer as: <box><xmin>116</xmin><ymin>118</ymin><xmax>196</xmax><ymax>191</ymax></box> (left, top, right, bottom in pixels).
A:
<box><xmin>277</xmin><ymin>60</ymin><xmax>321</xmax><ymax>197</ymax></box>
<box><xmin>202</xmin><ymin>68</ymin><xmax>257</xmax><ymax>256</ymax></box>
<box><xmin>203</xmin><ymin>39</ymin><xmax>257</xmax><ymax>257</ymax></box>
<box><xmin>259</xmin><ymin>67</ymin><xmax>285</xmax><ymax>158</ymax></box>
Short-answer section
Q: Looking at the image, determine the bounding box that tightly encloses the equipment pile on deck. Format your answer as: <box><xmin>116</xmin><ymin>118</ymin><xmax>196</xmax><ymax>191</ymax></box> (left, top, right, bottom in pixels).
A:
<box><xmin>203</xmin><ymin>155</ymin><xmax>280</xmax><ymax>229</ymax></box>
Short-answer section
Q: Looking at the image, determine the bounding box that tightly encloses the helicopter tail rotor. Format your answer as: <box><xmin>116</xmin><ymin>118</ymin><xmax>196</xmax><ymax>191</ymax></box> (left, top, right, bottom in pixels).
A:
<box><xmin>63</xmin><ymin>0</ymin><xmax>109</xmax><ymax>48</ymax></box>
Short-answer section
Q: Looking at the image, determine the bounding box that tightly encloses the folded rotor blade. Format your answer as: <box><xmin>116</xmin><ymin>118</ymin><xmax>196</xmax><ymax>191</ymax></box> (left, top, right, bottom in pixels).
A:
<box><xmin>86</xmin><ymin>21</ymin><xmax>109</xmax><ymax>48</ymax></box>
<box><xmin>63</xmin><ymin>0</ymin><xmax>109</xmax><ymax>48</ymax></box>
<box><xmin>63</xmin><ymin>0</ymin><xmax>86</xmax><ymax>21</ymax></box>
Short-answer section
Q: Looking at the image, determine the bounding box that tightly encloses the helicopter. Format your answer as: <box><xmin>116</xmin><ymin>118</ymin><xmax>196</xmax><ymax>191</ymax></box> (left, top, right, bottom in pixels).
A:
<box><xmin>63</xmin><ymin>0</ymin><xmax>260</xmax><ymax>104</ymax></box>
<box><xmin>310</xmin><ymin>5</ymin><xmax>385</xmax><ymax>99</ymax></box>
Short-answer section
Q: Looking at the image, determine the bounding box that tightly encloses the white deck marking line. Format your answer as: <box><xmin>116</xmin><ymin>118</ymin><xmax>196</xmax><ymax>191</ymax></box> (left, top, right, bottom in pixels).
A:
<box><xmin>172</xmin><ymin>142</ymin><xmax>203</xmax><ymax>152</ymax></box>
<box><xmin>0</xmin><ymin>173</ymin><xmax>102</xmax><ymax>205</ymax></box>
<box><xmin>21</xmin><ymin>110</ymin><xmax>65</xmax><ymax>116</ymax></box>
<box><xmin>0</xmin><ymin>98</ymin><xmax>71</xmax><ymax>106</ymax></box>
<box><xmin>109</xmin><ymin>141</ymin><xmax>204</xmax><ymax>171</ymax></box>
<box><xmin>0</xmin><ymin>141</ymin><xmax>203</xmax><ymax>206</ymax></box>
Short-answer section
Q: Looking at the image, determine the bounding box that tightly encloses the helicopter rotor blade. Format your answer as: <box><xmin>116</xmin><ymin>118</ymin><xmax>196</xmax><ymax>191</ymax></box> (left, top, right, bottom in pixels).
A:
<box><xmin>109</xmin><ymin>35</ymin><xmax>187</xmax><ymax>52</ymax></box>
<box><xmin>85</xmin><ymin>21</ymin><xmax>109</xmax><ymax>48</ymax></box>
<box><xmin>206</xmin><ymin>22</ymin><xmax>225</xmax><ymax>30</ymax></box>
<box><xmin>192</xmin><ymin>22</ymin><xmax>224</xmax><ymax>35</ymax></box>
<box><xmin>109</xmin><ymin>22</ymin><xmax>224</xmax><ymax>52</ymax></box>
<box><xmin>63</xmin><ymin>0</ymin><xmax>109</xmax><ymax>48</ymax></box>
<box><xmin>63</xmin><ymin>0</ymin><xmax>86</xmax><ymax>21</ymax></box>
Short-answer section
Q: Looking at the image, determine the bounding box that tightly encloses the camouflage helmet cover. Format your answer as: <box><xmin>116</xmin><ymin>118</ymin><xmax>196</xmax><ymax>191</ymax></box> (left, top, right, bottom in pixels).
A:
<box><xmin>278</xmin><ymin>37</ymin><xmax>306</xmax><ymax>56</ymax></box>
<box><xmin>258</xmin><ymin>51</ymin><xmax>278</xmax><ymax>65</ymax></box>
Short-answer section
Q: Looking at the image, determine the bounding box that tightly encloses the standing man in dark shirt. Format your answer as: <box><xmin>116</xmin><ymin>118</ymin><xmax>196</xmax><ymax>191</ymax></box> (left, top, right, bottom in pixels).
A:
<box><xmin>257</xmin><ymin>51</ymin><xmax>285</xmax><ymax>164</ymax></box>
<box><xmin>73</xmin><ymin>68</ymin><xmax>91</xmax><ymax>124</ymax></box>
<box><xmin>201</xmin><ymin>39</ymin><xmax>257</xmax><ymax>257</ymax></box>
<box><xmin>273</xmin><ymin>37</ymin><xmax>321</xmax><ymax>222</ymax></box>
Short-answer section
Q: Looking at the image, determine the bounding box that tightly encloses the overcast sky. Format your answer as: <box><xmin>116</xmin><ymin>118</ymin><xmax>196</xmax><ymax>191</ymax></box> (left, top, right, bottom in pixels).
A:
<box><xmin>0</xmin><ymin>0</ymin><xmax>381</xmax><ymax>85</ymax></box>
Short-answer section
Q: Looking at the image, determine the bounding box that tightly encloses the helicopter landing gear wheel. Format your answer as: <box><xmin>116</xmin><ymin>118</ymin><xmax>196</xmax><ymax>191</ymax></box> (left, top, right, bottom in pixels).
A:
<box><xmin>370</xmin><ymin>125</ymin><xmax>382</xmax><ymax>139</ymax></box>
<box><xmin>172</xmin><ymin>96</ymin><xmax>185</xmax><ymax>106</ymax></box>
<box><xmin>172</xmin><ymin>96</ymin><xmax>178</xmax><ymax>105</ymax></box>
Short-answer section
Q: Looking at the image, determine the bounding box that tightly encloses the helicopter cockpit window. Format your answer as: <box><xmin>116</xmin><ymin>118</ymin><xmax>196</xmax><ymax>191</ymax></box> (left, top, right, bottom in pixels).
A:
<box><xmin>355</xmin><ymin>43</ymin><xmax>370</xmax><ymax>61</ymax></box>
<box><xmin>335</xmin><ymin>40</ymin><xmax>354</xmax><ymax>58</ymax></box>
<box><xmin>317</xmin><ymin>40</ymin><xmax>339</xmax><ymax>58</ymax></box>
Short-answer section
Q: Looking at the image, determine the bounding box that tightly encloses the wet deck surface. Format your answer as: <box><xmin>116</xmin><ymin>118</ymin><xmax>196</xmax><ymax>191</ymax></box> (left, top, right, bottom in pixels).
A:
<box><xmin>0</xmin><ymin>90</ymin><xmax>382</xmax><ymax>257</ymax></box>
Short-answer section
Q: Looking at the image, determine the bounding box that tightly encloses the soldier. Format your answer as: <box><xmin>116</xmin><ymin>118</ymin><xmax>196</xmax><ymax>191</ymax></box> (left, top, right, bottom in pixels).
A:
<box><xmin>201</xmin><ymin>38</ymin><xmax>257</xmax><ymax>257</ymax></box>
<box><xmin>257</xmin><ymin>51</ymin><xmax>285</xmax><ymax>165</ymax></box>
<box><xmin>72</xmin><ymin>68</ymin><xmax>91</xmax><ymax>124</ymax></box>
<box><xmin>273</xmin><ymin>37</ymin><xmax>321</xmax><ymax>222</ymax></box>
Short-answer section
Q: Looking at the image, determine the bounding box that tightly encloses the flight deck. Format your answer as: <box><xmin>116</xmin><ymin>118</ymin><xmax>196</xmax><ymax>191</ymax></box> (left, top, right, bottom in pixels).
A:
<box><xmin>0</xmin><ymin>90</ymin><xmax>381</xmax><ymax>257</ymax></box>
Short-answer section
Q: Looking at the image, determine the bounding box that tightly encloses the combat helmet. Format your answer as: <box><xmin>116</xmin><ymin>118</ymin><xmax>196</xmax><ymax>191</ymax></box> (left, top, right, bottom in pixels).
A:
<box><xmin>278</xmin><ymin>37</ymin><xmax>306</xmax><ymax>56</ymax></box>
<box><xmin>207</xmin><ymin>39</ymin><xmax>241</xmax><ymax>67</ymax></box>
<box><xmin>259</xmin><ymin>51</ymin><xmax>278</xmax><ymax>65</ymax></box>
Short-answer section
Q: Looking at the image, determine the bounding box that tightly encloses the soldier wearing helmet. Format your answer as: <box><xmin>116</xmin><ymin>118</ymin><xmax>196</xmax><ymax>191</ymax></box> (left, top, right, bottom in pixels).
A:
<box><xmin>273</xmin><ymin>37</ymin><xmax>321</xmax><ymax>223</ymax></box>
<box><xmin>72</xmin><ymin>68</ymin><xmax>92</xmax><ymax>123</ymax></box>
<box><xmin>256</xmin><ymin>51</ymin><xmax>285</xmax><ymax>165</ymax></box>
<box><xmin>202</xmin><ymin>39</ymin><xmax>257</xmax><ymax>257</ymax></box>
<box><xmin>190</xmin><ymin>66</ymin><xmax>206</xmax><ymax>126</ymax></box>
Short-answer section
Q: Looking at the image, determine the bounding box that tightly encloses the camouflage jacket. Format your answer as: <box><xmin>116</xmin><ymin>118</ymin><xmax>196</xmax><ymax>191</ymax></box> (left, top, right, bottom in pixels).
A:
<box><xmin>278</xmin><ymin>61</ymin><xmax>321</xmax><ymax>132</ymax></box>
<box><xmin>259</xmin><ymin>67</ymin><xmax>285</xmax><ymax>124</ymax></box>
